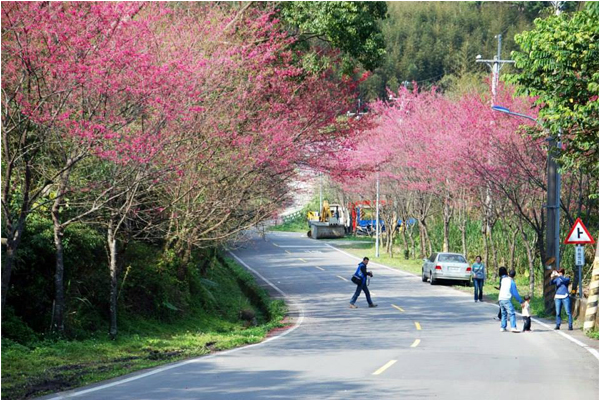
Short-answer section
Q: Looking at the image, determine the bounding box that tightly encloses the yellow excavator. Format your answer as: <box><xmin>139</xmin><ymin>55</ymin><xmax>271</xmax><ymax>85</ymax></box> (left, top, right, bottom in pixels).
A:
<box><xmin>319</xmin><ymin>200</ymin><xmax>332</xmax><ymax>222</ymax></box>
<box><xmin>308</xmin><ymin>200</ymin><xmax>345</xmax><ymax>239</ymax></box>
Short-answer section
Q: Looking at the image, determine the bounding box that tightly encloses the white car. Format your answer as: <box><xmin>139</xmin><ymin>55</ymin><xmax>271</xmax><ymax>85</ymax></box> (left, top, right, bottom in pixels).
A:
<box><xmin>422</xmin><ymin>252</ymin><xmax>472</xmax><ymax>286</ymax></box>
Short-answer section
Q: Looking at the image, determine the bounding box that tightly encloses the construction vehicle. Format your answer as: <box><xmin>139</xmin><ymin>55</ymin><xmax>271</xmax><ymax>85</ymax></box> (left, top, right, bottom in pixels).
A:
<box><xmin>308</xmin><ymin>200</ymin><xmax>347</xmax><ymax>239</ymax></box>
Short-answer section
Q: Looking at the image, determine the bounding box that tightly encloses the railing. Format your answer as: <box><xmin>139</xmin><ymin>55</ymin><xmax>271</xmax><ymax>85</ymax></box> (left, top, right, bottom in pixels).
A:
<box><xmin>282</xmin><ymin>210</ymin><xmax>304</xmax><ymax>223</ymax></box>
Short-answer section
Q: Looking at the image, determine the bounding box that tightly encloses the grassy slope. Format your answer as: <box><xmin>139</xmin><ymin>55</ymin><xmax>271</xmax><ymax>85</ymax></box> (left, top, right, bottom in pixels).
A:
<box><xmin>269</xmin><ymin>216</ymin><xmax>309</xmax><ymax>233</ymax></box>
<box><xmin>1</xmin><ymin>256</ymin><xmax>287</xmax><ymax>400</ymax></box>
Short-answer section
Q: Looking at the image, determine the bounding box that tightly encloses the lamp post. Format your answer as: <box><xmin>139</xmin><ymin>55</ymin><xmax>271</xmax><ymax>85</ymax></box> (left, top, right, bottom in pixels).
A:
<box><xmin>375</xmin><ymin>171</ymin><xmax>380</xmax><ymax>258</ymax></box>
<box><xmin>319</xmin><ymin>172</ymin><xmax>323</xmax><ymax>217</ymax></box>
<box><xmin>492</xmin><ymin>105</ymin><xmax>561</xmax><ymax>313</ymax></box>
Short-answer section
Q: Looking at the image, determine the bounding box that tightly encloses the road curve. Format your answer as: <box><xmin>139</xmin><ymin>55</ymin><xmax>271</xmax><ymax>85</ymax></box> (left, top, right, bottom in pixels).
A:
<box><xmin>43</xmin><ymin>231</ymin><xmax>599</xmax><ymax>400</ymax></box>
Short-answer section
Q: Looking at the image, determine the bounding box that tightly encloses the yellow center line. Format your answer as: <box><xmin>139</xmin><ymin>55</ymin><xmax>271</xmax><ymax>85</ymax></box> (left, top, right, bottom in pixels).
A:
<box><xmin>391</xmin><ymin>304</ymin><xmax>405</xmax><ymax>312</ymax></box>
<box><xmin>336</xmin><ymin>275</ymin><xmax>348</xmax><ymax>282</ymax></box>
<box><xmin>414</xmin><ymin>322</ymin><xmax>421</xmax><ymax>330</ymax></box>
<box><xmin>298</xmin><ymin>258</ymin><xmax>307</xmax><ymax>263</ymax></box>
<box><xmin>372</xmin><ymin>360</ymin><xmax>397</xmax><ymax>375</ymax></box>
<box><xmin>285</xmin><ymin>250</ymin><xmax>291</xmax><ymax>254</ymax></box>
<box><xmin>315</xmin><ymin>266</ymin><xmax>325</xmax><ymax>271</ymax></box>
<box><xmin>411</xmin><ymin>339</ymin><xmax>421</xmax><ymax>348</ymax></box>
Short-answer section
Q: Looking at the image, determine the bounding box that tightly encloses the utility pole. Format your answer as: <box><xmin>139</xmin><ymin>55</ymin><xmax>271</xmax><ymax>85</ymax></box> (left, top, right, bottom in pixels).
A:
<box><xmin>542</xmin><ymin>0</ymin><xmax>564</xmax><ymax>313</ymax></box>
<box><xmin>543</xmin><ymin>131</ymin><xmax>562</xmax><ymax>313</ymax></box>
<box><xmin>375</xmin><ymin>171</ymin><xmax>380</xmax><ymax>258</ymax></box>
<box><xmin>475</xmin><ymin>34</ymin><xmax>514</xmax><ymax>271</ymax></box>
<box><xmin>483</xmin><ymin>31</ymin><xmax>562</xmax><ymax>314</ymax></box>
<box><xmin>475</xmin><ymin>34</ymin><xmax>515</xmax><ymax>102</ymax></box>
<box><xmin>319</xmin><ymin>172</ymin><xmax>323</xmax><ymax>217</ymax></box>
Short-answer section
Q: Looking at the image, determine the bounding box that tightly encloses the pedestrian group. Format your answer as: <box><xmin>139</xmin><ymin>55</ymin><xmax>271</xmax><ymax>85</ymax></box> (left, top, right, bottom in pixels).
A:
<box><xmin>348</xmin><ymin>255</ymin><xmax>574</xmax><ymax>332</ymax></box>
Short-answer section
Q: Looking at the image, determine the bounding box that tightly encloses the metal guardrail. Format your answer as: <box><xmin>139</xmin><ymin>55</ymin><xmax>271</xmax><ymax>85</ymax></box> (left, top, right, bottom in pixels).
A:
<box><xmin>282</xmin><ymin>210</ymin><xmax>304</xmax><ymax>223</ymax></box>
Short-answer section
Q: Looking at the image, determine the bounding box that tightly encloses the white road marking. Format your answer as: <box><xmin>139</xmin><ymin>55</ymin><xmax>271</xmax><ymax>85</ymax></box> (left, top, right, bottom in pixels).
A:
<box><xmin>411</xmin><ymin>339</ymin><xmax>421</xmax><ymax>348</ymax></box>
<box><xmin>276</xmin><ymin>245</ymin><xmax>328</xmax><ymax>248</ymax></box>
<box><xmin>47</xmin><ymin>251</ymin><xmax>306</xmax><ymax>399</ymax></box>
<box><xmin>315</xmin><ymin>266</ymin><xmax>325</xmax><ymax>271</ymax></box>
<box><xmin>324</xmin><ymin>242</ymin><xmax>600</xmax><ymax>361</ymax></box>
<box><xmin>336</xmin><ymin>275</ymin><xmax>349</xmax><ymax>282</ymax></box>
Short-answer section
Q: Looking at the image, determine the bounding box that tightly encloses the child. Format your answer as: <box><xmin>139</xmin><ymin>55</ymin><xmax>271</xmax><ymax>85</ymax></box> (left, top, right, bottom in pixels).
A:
<box><xmin>522</xmin><ymin>295</ymin><xmax>532</xmax><ymax>332</ymax></box>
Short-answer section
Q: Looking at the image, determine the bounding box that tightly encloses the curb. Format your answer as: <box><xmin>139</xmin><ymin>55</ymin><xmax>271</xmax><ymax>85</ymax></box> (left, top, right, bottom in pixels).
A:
<box><xmin>43</xmin><ymin>251</ymin><xmax>305</xmax><ymax>399</ymax></box>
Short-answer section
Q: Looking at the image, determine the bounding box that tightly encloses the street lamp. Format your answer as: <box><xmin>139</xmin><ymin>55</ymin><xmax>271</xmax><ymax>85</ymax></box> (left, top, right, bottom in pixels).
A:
<box><xmin>375</xmin><ymin>171</ymin><xmax>380</xmax><ymax>258</ymax></box>
<box><xmin>491</xmin><ymin>105</ymin><xmax>537</xmax><ymax>123</ymax></box>
<box><xmin>492</xmin><ymin>104</ymin><xmax>562</xmax><ymax>312</ymax></box>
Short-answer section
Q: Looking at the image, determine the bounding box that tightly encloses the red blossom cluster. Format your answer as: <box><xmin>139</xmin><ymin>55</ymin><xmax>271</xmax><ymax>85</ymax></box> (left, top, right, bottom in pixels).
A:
<box><xmin>337</xmin><ymin>84</ymin><xmax>543</xmax><ymax>200</ymax></box>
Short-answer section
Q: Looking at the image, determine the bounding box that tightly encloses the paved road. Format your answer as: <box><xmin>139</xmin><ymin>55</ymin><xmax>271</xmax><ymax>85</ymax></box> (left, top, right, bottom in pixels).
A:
<box><xmin>45</xmin><ymin>231</ymin><xmax>599</xmax><ymax>399</ymax></box>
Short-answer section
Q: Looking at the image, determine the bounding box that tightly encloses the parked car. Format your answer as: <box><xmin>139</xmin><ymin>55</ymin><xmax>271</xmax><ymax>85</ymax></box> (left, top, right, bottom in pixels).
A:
<box><xmin>422</xmin><ymin>252</ymin><xmax>472</xmax><ymax>286</ymax></box>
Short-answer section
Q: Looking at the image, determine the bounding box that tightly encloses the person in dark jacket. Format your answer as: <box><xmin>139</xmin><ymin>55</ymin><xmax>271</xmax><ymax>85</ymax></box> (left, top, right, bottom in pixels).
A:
<box><xmin>551</xmin><ymin>268</ymin><xmax>573</xmax><ymax>330</ymax></box>
<box><xmin>471</xmin><ymin>255</ymin><xmax>485</xmax><ymax>302</ymax></box>
<box><xmin>350</xmin><ymin>257</ymin><xmax>377</xmax><ymax>308</ymax></box>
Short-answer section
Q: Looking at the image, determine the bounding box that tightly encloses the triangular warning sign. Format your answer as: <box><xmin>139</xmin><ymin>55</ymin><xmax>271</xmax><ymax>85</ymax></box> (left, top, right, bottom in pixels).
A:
<box><xmin>564</xmin><ymin>218</ymin><xmax>595</xmax><ymax>244</ymax></box>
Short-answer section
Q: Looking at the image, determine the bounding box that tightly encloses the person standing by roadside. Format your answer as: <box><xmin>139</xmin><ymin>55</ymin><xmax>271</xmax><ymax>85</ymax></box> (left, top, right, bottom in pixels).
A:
<box><xmin>551</xmin><ymin>268</ymin><xmax>573</xmax><ymax>330</ymax></box>
<box><xmin>499</xmin><ymin>269</ymin><xmax>523</xmax><ymax>333</ymax></box>
<box><xmin>349</xmin><ymin>257</ymin><xmax>378</xmax><ymax>309</ymax></box>
<box><xmin>494</xmin><ymin>267</ymin><xmax>508</xmax><ymax>320</ymax></box>
<box><xmin>471</xmin><ymin>256</ymin><xmax>485</xmax><ymax>302</ymax></box>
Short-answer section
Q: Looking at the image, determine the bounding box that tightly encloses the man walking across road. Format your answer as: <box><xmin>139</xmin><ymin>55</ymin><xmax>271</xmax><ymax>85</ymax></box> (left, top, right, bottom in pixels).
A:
<box><xmin>499</xmin><ymin>269</ymin><xmax>523</xmax><ymax>333</ymax></box>
<box><xmin>350</xmin><ymin>257</ymin><xmax>377</xmax><ymax>308</ymax></box>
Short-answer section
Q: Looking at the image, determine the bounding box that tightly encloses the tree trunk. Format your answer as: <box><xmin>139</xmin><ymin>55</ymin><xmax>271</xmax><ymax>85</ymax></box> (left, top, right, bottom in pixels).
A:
<box><xmin>489</xmin><ymin>228</ymin><xmax>499</xmax><ymax>272</ymax></box>
<box><xmin>107</xmin><ymin>219</ymin><xmax>119</xmax><ymax>340</ymax></box>
<box><xmin>509</xmin><ymin>226</ymin><xmax>519</xmax><ymax>271</ymax></box>
<box><xmin>442</xmin><ymin>215</ymin><xmax>450</xmax><ymax>252</ymax></box>
<box><xmin>483</xmin><ymin>223</ymin><xmax>490</xmax><ymax>280</ymax></box>
<box><xmin>51</xmin><ymin>219</ymin><xmax>65</xmax><ymax>334</ymax></box>
<box><xmin>518</xmin><ymin>220</ymin><xmax>535</xmax><ymax>297</ymax></box>
<box><xmin>458</xmin><ymin>218</ymin><xmax>467</xmax><ymax>258</ymax></box>
<box><xmin>1</xmin><ymin>245</ymin><xmax>16</xmax><ymax>311</ymax></box>
<box><xmin>407</xmin><ymin>224</ymin><xmax>416</xmax><ymax>259</ymax></box>
<box><xmin>50</xmin><ymin>165</ymin><xmax>73</xmax><ymax>334</ymax></box>
<box><xmin>442</xmin><ymin>194</ymin><xmax>452</xmax><ymax>252</ymax></box>
<box><xmin>418</xmin><ymin>223</ymin><xmax>426</xmax><ymax>258</ymax></box>
<box><xmin>1</xmin><ymin>163</ymin><xmax>33</xmax><ymax>311</ymax></box>
<box><xmin>422</xmin><ymin>219</ymin><xmax>433</xmax><ymax>256</ymax></box>
<box><xmin>401</xmin><ymin>223</ymin><xmax>409</xmax><ymax>258</ymax></box>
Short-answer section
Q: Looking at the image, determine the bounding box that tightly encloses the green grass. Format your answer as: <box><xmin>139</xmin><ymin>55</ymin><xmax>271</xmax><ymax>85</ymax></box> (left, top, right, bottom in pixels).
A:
<box><xmin>269</xmin><ymin>215</ymin><xmax>310</xmax><ymax>233</ymax></box>
<box><xmin>1</xmin><ymin>256</ymin><xmax>287</xmax><ymax>400</ymax></box>
<box><xmin>341</xmin><ymin>241</ymin><xmax>423</xmax><ymax>275</ymax></box>
<box><xmin>586</xmin><ymin>329</ymin><xmax>599</xmax><ymax>340</ymax></box>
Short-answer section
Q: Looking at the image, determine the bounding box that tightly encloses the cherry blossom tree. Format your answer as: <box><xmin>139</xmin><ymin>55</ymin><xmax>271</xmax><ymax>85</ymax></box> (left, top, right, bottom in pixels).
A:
<box><xmin>2</xmin><ymin>2</ymin><xmax>363</xmax><ymax>336</ymax></box>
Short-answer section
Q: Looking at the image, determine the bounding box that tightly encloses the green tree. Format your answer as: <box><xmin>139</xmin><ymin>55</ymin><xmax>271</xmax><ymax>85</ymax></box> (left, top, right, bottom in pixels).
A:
<box><xmin>360</xmin><ymin>2</ymin><xmax>546</xmax><ymax>100</ymax></box>
<box><xmin>278</xmin><ymin>1</ymin><xmax>388</xmax><ymax>72</ymax></box>
<box><xmin>506</xmin><ymin>2</ymin><xmax>599</xmax><ymax>174</ymax></box>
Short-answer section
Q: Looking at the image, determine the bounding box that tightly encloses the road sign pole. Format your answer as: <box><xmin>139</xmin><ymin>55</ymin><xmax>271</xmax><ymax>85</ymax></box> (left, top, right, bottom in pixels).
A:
<box><xmin>576</xmin><ymin>245</ymin><xmax>584</xmax><ymax>298</ymax></box>
<box><xmin>565</xmin><ymin>219</ymin><xmax>595</xmax><ymax>299</ymax></box>
<box><xmin>579</xmin><ymin>264</ymin><xmax>583</xmax><ymax>299</ymax></box>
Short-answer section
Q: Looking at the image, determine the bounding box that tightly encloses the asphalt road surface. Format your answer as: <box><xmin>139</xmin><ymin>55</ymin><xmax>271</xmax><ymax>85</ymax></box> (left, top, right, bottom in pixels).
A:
<box><xmin>44</xmin><ymin>231</ymin><xmax>599</xmax><ymax>400</ymax></box>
